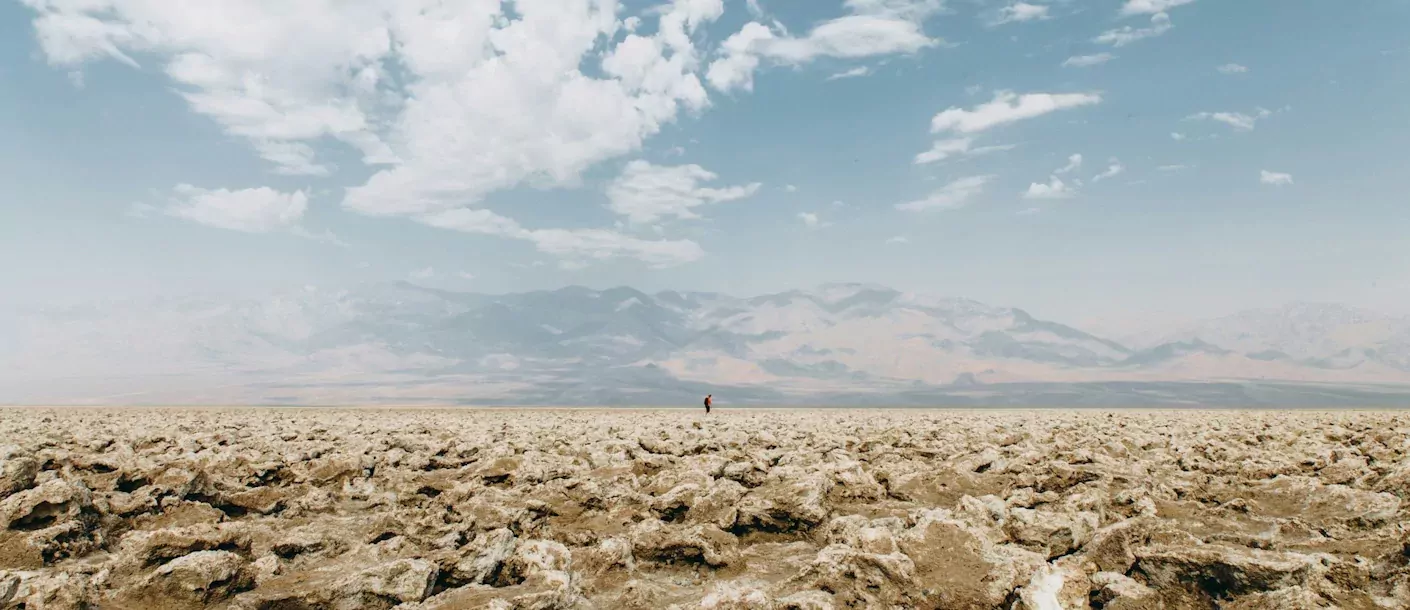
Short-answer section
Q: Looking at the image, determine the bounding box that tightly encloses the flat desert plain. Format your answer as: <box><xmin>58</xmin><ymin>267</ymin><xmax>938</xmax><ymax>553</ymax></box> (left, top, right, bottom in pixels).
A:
<box><xmin>2</xmin><ymin>408</ymin><xmax>1409</xmax><ymax>609</ymax></box>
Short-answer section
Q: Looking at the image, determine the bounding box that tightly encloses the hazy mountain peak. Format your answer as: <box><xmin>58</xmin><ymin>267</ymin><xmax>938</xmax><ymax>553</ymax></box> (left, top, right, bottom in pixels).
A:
<box><xmin>1</xmin><ymin>283</ymin><xmax>1407</xmax><ymax>405</ymax></box>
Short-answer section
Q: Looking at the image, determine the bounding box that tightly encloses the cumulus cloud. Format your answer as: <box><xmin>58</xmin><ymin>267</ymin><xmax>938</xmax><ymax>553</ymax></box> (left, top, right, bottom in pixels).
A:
<box><xmin>706</xmin><ymin>0</ymin><xmax>941</xmax><ymax>92</ymax></box>
<box><xmin>1260</xmin><ymin>170</ymin><xmax>1293</xmax><ymax>186</ymax></box>
<box><xmin>896</xmin><ymin>175</ymin><xmax>993</xmax><ymax>211</ymax></box>
<box><xmin>606</xmin><ymin>161</ymin><xmax>760</xmax><ymax>226</ymax></box>
<box><xmin>992</xmin><ymin>3</ymin><xmax>1049</xmax><ymax>25</ymax></box>
<box><xmin>1186</xmin><ymin>107</ymin><xmax>1273</xmax><ymax>131</ymax></box>
<box><xmin>1092</xmin><ymin>158</ymin><xmax>1125</xmax><ymax>182</ymax></box>
<box><xmin>1094</xmin><ymin>12</ymin><xmax>1173</xmax><ymax>47</ymax></box>
<box><xmin>1119</xmin><ymin>0</ymin><xmax>1194</xmax><ymax>16</ymax></box>
<box><xmin>151</xmin><ymin>184</ymin><xmax>309</xmax><ymax>234</ymax></box>
<box><xmin>1062</xmin><ymin>53</ymin><xmax>1115</xmax><ymax>68</ymax></box>
<box><xmin>930</xmin><ymin>90</ymin><xmax>1102</xmax><ymax>135</ymax></box>
<box><xmin>1217</xmin><ymin>63</ymin><xmax>1249</xmax><ymax>74</ymax></box>
<box><xmin>913</xmin><ymin>137</ymin><xmax>1016</xmax><ymax>164</ymax></box>
<box><xmin>21</xmin><ymin>0</ymin><xmax>749</xmax><ymax>268</ymax></box>
<box><xmin>1170</xmin><ymin>132</ymin><xmax>1186</xmax><ymax>141</ymax></box>
<box><xmin>1023</xmin><ymin>176</ymin><xmax>1076</xmax><ymax>200</ymax></box>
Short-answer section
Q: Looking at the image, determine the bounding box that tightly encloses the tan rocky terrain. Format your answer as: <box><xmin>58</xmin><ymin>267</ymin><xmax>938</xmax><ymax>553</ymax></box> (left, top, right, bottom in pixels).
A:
<box><xmin>2</xmin><ymin>407</ymin><xmax>1409</xmax><ymax>609</ymax></box>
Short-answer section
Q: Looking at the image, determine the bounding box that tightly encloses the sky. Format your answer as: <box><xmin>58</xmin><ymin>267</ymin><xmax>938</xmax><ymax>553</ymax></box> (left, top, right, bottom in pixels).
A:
<box><xmin>2</xmin><ymin>0</ymin><xmax>1409</xmax><ymax>334</ymax></box>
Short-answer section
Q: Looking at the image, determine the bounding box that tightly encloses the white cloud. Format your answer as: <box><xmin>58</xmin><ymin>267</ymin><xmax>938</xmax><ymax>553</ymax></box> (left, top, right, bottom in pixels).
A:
<box><xmin>606</xmin><ymin>160</ymin><xmax>760</xmax><ymax>226</ymax></box>
<box><xmin>1017</xmin><ymin>206</ymin><xmax>1042</xmax><ymax>216</ymax></box>
<box><xmin>66</xmin><ymin>70</ymin><xmax>84</xmax><ymax>89</ymax></box>
<box><xmin>1158</xmin><ymin>164</ymin><xmax>1190</xmax><ymax>171</ymax></box>
<box><xmin>930</xmin><ymin>90</ymin><xmax>1102</xmax><ymax>135</ymax></box>
<box><xmin>410</xmin><ymin>267</ymin><xmax>436</xmax><ymax>280</ymax></box>
<box><xmin>1055</xmin><ymin>154</ymin><xmax>1083</xmax><ymax>175</ymax></box>
<box><xmin>457</xmin><ymin>271</ymin><xmax>476</xmax><ymax>280</ymax></box>
<box><xmin>1094</xmin><ymin>12</ymin><xmax>1172</xmax><ymax>47</ymax></box>
<box><xmin>153</xmin><ymin>184</ymin><xmax>309</xmax><ymax>234</ymax></box>
<box><xmin>23</xmin><ymin>0</ymin><xmax>745</xmax><ymax>268</ymax></box>
<box><xmin>421</xmin><ymin>207</ymin><xmax>704</xmax><ymax>268</ymax></box>
<box><xmin>886</xmin><ymin>235</ymin><xmax>909</xmax><ymax>244</ymax></box>
<box><xmin>1260</xmin><ymin>170</ymin><xmax>1293</xmax><ymax>186</ymax></box>
<box><xmin>827</xmin><ymin>66</ymin><xmax>872</xmax><ymax>81</ymax></box>
<box><xmin>1170</xmin><ymin>132</ymin><xmax>1186</xmax><ymax>141</ymax></box>
<box><xmin>896</xmin><ymin>175</ymin><xmax>993</xmax><ymax>211</ymax></box>
<box><xmin>1217</xmin><ymin>63</ymin><xmax>1249</xmax><ymax>74</ymax></box>
<box><xmin>1119</xmin><ymin>0</ymin><xmax>1194</xmax><ymax>16</ymax></box>
<box><xmin>1023</xmin><ymin>176</ymin><xmax>1076</xmax><ymax>200</ymax></box>
<box><xmin>746</xmin><ymin>0</ymin><xmax>765</xmax><ymax>19</ymax></box>
<box><xmin>1186</xmin><ymin>107</ymin><xmax>1273</xmax><ymax>131</ymax></box>
<box><xmin>1062</xmin><ymin>53</ymin><xmax>1115</xmax><ymax>68</ymax></box>
<box><xmin>784</xmin><ymin>184</ymin><xmax>798</xmax><ymax>192</ymax></box>
<box><xmin>992</xmin><ymin>3</ymin><xmax>1050</xmax><ymax>25</ymax></box>
<box><xmin>1092</xmin><ymin>158</ymin><xmax>1124</xmax><ymax>182</ymax></box>
<box><xmin>798</xmin><ymin>212</ymin><xmax>825</xmax><ymax>228</ymax></box>
<box><xmin>707</xmin><ymin>1</ymin><xmax>941</xmax><ymax>92</ymax></box>
<box><xmin>913</xmin><ymin>137</ymin><xmax>1016</xmax><ymax>165</ymax></box>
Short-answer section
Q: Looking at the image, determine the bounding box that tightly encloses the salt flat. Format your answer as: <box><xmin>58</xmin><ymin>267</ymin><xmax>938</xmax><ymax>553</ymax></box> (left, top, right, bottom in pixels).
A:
<box><xmin>2</xmin><ymin>407</ymin><xmax>1408</xmax><ymax>609</ymax></box>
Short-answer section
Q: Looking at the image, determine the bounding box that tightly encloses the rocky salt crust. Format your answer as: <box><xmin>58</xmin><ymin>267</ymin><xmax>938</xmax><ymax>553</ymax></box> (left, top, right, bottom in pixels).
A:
<box><xmin>1</xmin><ymin>408</ymin><xmax>1409</xmax><ymax>609</ymax></box>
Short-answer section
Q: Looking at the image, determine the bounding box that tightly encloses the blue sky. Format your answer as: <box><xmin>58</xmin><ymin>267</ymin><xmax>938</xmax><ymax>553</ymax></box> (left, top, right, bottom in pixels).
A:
<box><xmin>2</xmin><ymin>0</ymin><xmax>1408</xmax><ymax>333</ymax></box>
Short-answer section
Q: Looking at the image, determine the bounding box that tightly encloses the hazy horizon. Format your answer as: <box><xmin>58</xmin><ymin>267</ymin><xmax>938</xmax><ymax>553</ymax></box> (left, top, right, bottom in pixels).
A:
<box><xmin>4</xmin><ymin>0</ymin><xmax>1410</xmax><ymax>404</ymax></box>
<box><xmin>3</xmin><ymin>0</ymin><xmax>1409</xmax><ymax>336</ymax></box>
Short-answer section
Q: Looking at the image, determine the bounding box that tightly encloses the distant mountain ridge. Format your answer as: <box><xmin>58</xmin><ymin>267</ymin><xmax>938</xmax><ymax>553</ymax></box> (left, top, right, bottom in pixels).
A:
<box><xmin>2</xmin><ymin>282</ymin><xmax>1409</xmax><ymax>406</ymax></box>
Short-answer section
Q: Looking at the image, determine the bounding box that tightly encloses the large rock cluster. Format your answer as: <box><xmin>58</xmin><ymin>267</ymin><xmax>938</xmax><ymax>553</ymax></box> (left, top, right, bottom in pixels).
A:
<box><xmin>1</xmin><ymin>407</ymin><xmax>1408</xmax><ymax>609</ymax></box>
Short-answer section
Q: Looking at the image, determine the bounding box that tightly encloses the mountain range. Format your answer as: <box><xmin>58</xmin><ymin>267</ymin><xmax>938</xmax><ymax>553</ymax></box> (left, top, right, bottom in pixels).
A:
<box><xmin>3</xmin><ymin>282</ymin><xmax>1409</xmax><ymax>406</ymax></box>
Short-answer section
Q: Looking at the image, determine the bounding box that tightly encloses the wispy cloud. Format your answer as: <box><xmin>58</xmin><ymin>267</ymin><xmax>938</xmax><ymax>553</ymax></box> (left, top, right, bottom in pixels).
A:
<box><xmin>886</xmin><ymin>235</ymin><xmax>910</xmax><ymax>244</ymax></box>
<box><xmin>1120</xmin><ymin>0</ymin><xmax>1194</xmax><ymax>16</ymax></box>
<box><xmin>827</xmin><ymin>66</ymin><xmax>872</xmax><ymax>80</ymax></box>
<box><xmin>930</xmin><ymin>91</ymin><xmax>1102</xmax><ymax>135</ymax></box>
<box><xmin>1062</xmin><ymin>53</ymin><xmax>1115</xmax><ymax>68</ymax></box>
<box><xmin>1260</xmin><ymin>170</ymin><xmax>1294</xmax><ymax>186</ymax></box>
<box><xmin>897</xmin><ymin>175</ymin><xmax>994</xmax><ymax>211</ymax></box>
<box><xmin>1095</xmin><ymin>12</ymin><xmax>1173</xmax><ymax>47</ymax></box>
<box><xmin>1055</xmin><ymin>154</ymin><xmax>1083</xmax><ymax>176</ymax></box>
<box><xmin>914</xmin><ymin>137</ymin><xmax>1016</xmax><ymax>164</ymax></box>
<box><xmin>1217</xmin><ymin>63</ymin><xmax>1249</xmax><ymax>74</ymax></box>
<box><xmin>1092</xmin><ymin>158</ymin><xmax>1125</xmax><ymax>182</ymax></box>
<box><xmin>606</xmin><ymin>161</ymin><xmax>761</xmax><ymax>226</ymax></box>
<box><xmin>991</xmin><ymin>3</ymin><xmax>1050</xmax><ymax>26</ymax></box>
<box><xmin>1186</xmin><ymin>107</ymin><xmax>1273</xmax><ymax>131</ymax></box>
<box><xmin>410</xmin><ymin>267</ymin><xmax>436</xmax><ymax>280</ymax></box>
<box><xmin>707</xmin><ymin>1</ymin><xmax>943</xmax><ymax>92</ymax></box>
<box><xmin>1158</xmin><ymin>164</ymin><xmax>1191</xmax><ymax>172</ymax></box>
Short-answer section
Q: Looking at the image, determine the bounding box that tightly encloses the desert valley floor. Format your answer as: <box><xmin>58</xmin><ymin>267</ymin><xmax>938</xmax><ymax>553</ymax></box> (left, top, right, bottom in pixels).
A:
<box><xmin>2</xmin><ymin>407</ymin><xmax>1409</xmax><ymax>609</ymax></box>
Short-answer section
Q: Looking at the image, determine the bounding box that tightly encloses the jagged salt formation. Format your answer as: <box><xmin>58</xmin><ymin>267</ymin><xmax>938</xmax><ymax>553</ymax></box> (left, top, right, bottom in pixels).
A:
<box><xmin>1</xmin><ymin>408</ymin><xmax>1409</xmax><ymax>609</ymax></box>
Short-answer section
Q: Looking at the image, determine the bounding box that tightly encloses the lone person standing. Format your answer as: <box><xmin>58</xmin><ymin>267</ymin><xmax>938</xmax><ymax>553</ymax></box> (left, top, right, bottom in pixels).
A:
<box><xmin>704</xmin><ymin>394</ymin><xmax>712</xmax><ymax>414</ymax></box>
